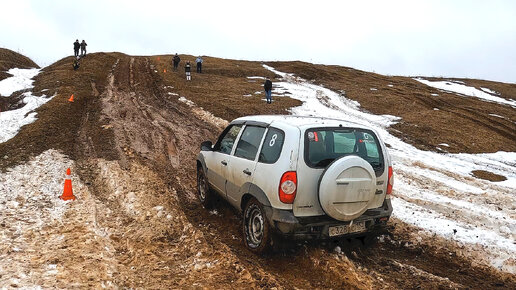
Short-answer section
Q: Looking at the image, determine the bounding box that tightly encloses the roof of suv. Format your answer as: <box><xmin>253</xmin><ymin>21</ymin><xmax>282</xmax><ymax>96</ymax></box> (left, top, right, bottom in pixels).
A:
<box><xmin>233</xmin><ymin>115</ymin><xmax>375</xmax><ymax>131</ymax></box>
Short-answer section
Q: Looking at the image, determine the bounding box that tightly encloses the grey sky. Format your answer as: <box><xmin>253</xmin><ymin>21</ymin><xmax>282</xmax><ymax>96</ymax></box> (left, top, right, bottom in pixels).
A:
<box><xmin>1</xmin><ymin>0</ymin><xmax>515</xmax><ymax>83</ymax></box>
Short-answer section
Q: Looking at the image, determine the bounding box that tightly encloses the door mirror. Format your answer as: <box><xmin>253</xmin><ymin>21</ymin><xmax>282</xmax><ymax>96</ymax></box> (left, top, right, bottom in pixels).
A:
<box><xmin>200</xmin><ymin>140</ymin><xmax>213</xmax><ymax>151</ymax></box>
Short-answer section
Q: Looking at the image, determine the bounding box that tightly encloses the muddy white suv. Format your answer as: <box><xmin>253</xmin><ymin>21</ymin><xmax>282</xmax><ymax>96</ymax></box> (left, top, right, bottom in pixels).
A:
<box><xmin>196</xmin><ymin>115</ymin><xmax>393</xmax><ymax>253</ymax></box>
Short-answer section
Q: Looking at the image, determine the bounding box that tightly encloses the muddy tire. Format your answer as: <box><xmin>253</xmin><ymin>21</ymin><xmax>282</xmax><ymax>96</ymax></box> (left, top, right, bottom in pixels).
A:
<box><xmin>243</xmin><ymin>198</ymin><xmax>273</xmax><ymax>254</ymax></box>
<box><xmin>197</xmin><ymin>167</ymin><xmax>214</xmax><ymax>209</ymax></box>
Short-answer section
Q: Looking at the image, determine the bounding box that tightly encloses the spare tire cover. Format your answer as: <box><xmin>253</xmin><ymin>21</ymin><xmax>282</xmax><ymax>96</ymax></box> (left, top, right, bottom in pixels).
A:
<box><xmin>318</xmin><ymin>155</ymin><xmax>376</xmax><ymax>221</ymax></box>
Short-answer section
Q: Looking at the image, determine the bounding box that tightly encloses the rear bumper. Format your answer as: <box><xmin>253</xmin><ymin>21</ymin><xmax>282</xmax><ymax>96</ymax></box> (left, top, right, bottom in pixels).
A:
<box><xmin>264</xmin><ymin>199</ymin><xmax>393</xmax><ymax>240</ymax></box>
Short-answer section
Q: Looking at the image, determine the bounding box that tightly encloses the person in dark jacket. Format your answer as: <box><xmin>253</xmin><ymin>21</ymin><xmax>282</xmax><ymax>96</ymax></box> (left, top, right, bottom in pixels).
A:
<box><xmin>185</xmin><ymin>61</ymin><xmax>191</xmax><ymax>81</ymax></box>
<box><xmin>196</xmin><ymin>56</ymin><xmax>203</xmax><ymax>73</ymax></box>
<box><xmin>73</xmin><ymin>39</ymin><xmax>80</xmax><ymax>57</ymax></box>
<box><xmin>80</xmin><ymin>40</ymin><xmax>87</xmax><ymax>56</ymax></box>
<box><xmin>264</xmin><ymin>77</ymin><xmax>273</xmax><ymax>104</ymax></box>
<box><xmin>173</xmin><ymin>53</ymin><xmax>181</xmax><ymax>71</ymax></box>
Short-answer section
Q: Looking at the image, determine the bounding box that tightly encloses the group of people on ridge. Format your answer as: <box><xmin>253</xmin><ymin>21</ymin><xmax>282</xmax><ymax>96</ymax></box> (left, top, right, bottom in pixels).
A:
<box><xmin>172</xmin><ymin>53</ymin><xmax>203</xmax><ymax>81</ymax></box>
<box><xmin>73</xmin><ymin>39</ymin><xmax>87</xmax><ymax>57</ymax></box>
<box><xmin>72</xmin><ymin>39</ymin><xmax>87</xmax><ymax>70</ymax></box>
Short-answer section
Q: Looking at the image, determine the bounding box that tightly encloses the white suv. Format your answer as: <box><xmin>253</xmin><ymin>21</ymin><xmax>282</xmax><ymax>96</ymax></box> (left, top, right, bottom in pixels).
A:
<box><xmin>197</xmin><ymin>115</ymin><xmax>393</xmax><ymax>253</ymax></box>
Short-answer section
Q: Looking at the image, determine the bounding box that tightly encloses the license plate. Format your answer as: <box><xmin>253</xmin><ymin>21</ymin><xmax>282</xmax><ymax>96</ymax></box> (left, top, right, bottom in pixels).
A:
<box><xmin>329</xmin><ymin>222</ymin><xmax>366</xmax><ymax>237</ymax></box>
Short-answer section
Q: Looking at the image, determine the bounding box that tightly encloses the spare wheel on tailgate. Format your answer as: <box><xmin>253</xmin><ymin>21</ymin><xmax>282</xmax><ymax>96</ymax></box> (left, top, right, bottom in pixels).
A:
<box><xmin>318</xmin><ymin>155</ymin><xmax>376</xmax><ymax>221</ymax></box>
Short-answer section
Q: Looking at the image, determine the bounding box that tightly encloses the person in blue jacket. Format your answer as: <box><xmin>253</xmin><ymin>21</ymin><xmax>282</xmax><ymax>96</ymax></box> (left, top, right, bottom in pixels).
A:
<box><xmin>196</xmin><ymin>56</ymin><xmax>203</xmax><ymax>73</ymax></box>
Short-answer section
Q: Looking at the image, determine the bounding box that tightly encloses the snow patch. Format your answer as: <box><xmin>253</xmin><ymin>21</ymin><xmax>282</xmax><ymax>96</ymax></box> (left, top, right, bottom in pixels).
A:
<box><xmin>0</xmin><ymin>150</ymin><xmax>80</xmax><ymax>286</ymax></box>
<box><xmin>414</xmin><ymin>78</ymin><xmax>516</xmax><ymax>108</ymax></box>
<box><xmin>0</xmin><ymin>68</ymin><xmax>53</xmax><ymax>143</ymax></box>
<box><xmin>178</xmin><ymin>96</ymin><xmax>195</xmax><ymax>107</ymax></box>
<box><xmin>480</xmin><ymin>87</ymin><xmax>499</xmax><ymax>95</ymax></box>
<box><xmin>0</xmin><ymin>68</ymin><xmax>40</xmax><ymax>97</ymax></box>
<box><xmin>0</xmin><ymin>92</ymin><xmax>54</xmax><ymax>143</ymax></box>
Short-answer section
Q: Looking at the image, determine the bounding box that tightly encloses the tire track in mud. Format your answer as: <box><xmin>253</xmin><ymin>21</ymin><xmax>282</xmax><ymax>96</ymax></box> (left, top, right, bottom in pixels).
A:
<box><xmin>70</xmin><ymin>56</ymin><xmax>284</xmax><ymax>288</ymax></box>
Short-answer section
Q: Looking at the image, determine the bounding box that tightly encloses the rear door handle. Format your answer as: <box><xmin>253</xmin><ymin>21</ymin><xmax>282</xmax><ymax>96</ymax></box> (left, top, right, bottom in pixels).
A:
<box><xmin>221</xmin><ymin>160</ymin><xmax>228</xmax><ymax>166</ymax></box>
<box><xmin>243</xmin><ymin>169</ymin><xmax>252</xmax><ymax>176</ymax></box>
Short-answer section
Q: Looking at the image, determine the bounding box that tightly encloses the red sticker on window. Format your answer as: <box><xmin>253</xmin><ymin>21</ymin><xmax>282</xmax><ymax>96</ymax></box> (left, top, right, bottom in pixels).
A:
<box><xmin>314</xmin><ymin>132</ymin><xmax>319</xmax><ymax>142</ymax></box>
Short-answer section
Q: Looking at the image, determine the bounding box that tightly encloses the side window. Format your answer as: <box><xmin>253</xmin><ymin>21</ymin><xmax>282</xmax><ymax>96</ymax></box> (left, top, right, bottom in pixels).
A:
<box><xmin>234</xmin><ymin>126</ymin><xmax>266</xmax><ymax>161</ymax></box>
<box><xmin>215</xmin><ymin>125</ymin><xmax>243</xmax><ymax>154</ymax></box>
<box><xmin>259</xmin><ymin>128</ymin><xmax>285</xmax><ymax>164</ymax></box>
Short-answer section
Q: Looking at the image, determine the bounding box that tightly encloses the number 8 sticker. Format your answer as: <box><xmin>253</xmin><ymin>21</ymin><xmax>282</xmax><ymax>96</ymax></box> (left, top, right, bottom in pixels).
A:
<box><xmin>269</xmin><ymin>134</ymin><xmax>278</xmax><ymax>147</ymax></box>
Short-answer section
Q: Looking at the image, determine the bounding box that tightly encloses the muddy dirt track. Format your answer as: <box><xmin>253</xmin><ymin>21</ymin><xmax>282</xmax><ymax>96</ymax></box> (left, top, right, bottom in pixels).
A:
<box><xmin>1</xmin><ymin>53</ymin><xmax>515</xmax><ymax>288</ymax></box>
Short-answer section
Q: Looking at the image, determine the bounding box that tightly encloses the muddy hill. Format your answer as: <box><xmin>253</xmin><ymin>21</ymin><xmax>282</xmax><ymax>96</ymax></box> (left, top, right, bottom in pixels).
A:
<box><xmin>1</xmin><ymin>50</ymin><xmax>515</xmax><ymax>288</ymax></box>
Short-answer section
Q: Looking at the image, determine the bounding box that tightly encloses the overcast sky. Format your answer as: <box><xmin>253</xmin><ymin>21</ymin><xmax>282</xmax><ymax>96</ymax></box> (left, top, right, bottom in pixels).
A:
<box><xmin>1</xmin><ymin>0</ymin><xmax>515</xmax><ymax>83</ymax></box>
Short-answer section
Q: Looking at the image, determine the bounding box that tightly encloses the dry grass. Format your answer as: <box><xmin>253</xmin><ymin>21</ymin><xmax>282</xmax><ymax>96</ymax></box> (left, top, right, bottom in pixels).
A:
<box><xmin>0</xmin><ymin>48</ymin><xmax>39</xmax><ymax>76</ymax></box>
<box><xmin>152</xmin><ymin>54</ymin><xmax>302</xmax><ymax>121</ymax></box>
<box><xmin>471</xmin><ymin>170</ymin><xmax>507</xmax><ymax>182</ymax></box>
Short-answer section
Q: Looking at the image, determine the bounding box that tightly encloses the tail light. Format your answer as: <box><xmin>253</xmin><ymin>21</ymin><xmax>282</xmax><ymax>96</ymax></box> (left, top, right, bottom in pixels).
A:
<box><xmin>386</xmin><ymin>166</ymin><xmax>394</xmax><ymax>195</ymax></box>
<box><xmin>279</xmin><ymin>171</ymin><xmax>297</xmax><ymax>204</ymax></box>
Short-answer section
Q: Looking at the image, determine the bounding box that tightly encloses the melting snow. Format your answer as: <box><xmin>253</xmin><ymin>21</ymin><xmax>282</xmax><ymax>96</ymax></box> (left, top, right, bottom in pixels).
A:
<box><xmin>488</xmin><ymin>113</ymin><xmax>505</xmax><ymax>119</ymax></box>
<box><xmin>414</xmin><ymin>78</ymin><xmax>516</xmax><ymax>108</ymax></box>
<box><xmin>480</xmin><ymin>87</ymin><xmax>499</xmax><ymax>95</ymax></box>
<box><xmin>0</xmin><ymin>68</ymin><xmax>39</xmax><ymax>97</ymax></box>
<box><xmin>0</xmin><ymin>69</ymin><xmax>53</xmax><ymax>143</ymax></box>
<box><xmin>0</xmin><ymin>150</ymin><xmax>76</xmax><ymax>286</ymax></box>
<box><xmin>264</xmin><ymin>64</ymin><xmax>516</xmax><ymax>273</ymax></box>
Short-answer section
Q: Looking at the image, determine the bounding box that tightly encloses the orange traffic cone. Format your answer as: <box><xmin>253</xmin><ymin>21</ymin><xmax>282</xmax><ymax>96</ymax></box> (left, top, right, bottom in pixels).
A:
<box><xmin>60</xmin><ymin>168</ymin><xmax>76</xmax><ymax>201</ymax></box>
<box><xmin>68</xmin><ymin>94</ymin><xmax>74</xmax><ymax>102</ymax></box>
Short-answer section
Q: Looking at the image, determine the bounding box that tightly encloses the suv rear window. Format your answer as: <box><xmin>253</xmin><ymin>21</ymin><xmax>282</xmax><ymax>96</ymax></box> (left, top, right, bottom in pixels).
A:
<box><xmin>305</xmin><ymin>128</ymin><xmax>384</xmax><ymax>173</ymax></box>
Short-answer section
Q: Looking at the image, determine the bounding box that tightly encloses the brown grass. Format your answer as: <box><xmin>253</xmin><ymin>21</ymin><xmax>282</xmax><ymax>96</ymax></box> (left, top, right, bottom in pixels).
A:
<box><xmin>471</xmin><ymin>170</ymin><xmax>507</xmax><ymax>182</ymax></box>
<box><xmin>151</xmin><ymin>54</ymin><xmax>302</xmax><ymax>121</ymax></box>
<box><xmin>0</xmin><ymin>48</ymin><xmax>39</xmax><ymax>77</ymax></box>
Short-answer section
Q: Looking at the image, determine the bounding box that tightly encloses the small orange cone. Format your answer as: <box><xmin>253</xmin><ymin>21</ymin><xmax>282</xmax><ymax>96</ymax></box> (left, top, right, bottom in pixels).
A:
<box><xmin>60</xmin><ymin>168</ymin><xmax>76</xmax><ymax>201</ymax></box>
<box><xmin>68</xmin><ymin>94</ymin><xmax>74</xmax><ymax>102</ymax></box>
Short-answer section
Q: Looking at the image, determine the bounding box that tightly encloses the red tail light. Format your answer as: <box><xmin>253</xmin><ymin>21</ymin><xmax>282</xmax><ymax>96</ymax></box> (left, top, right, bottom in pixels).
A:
<box><xmin>279</xmin><ymin>171</ymin><xmax>297</xmax><ymax>204</ymax></box>
<box><xmin>386</xmin><ymin>166</ymin><xmax>394</xmax><ymax>195</ymax></box>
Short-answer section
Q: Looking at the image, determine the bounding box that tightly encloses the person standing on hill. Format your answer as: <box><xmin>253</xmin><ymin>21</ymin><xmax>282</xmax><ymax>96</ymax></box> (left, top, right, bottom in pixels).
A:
<box><xmin>264</xmin><ymin>77</ymin><xmax>273</xmax><ymax>104</ymax></box>
<box><xmin>196</xmin><ymin>56</ymin><xmax>203</xmax><ymax>73</ymax></box>
<box><xmin>73</xmin><ymin>39</ymin><xmax>80</xmax><ymax>57</ymax></box>
<box><xmin>185</xmin><ymin>61</ymin><xmax>191</xmax><ymax>81</ymax></box>
<box><xmin>80</xmin><ymin>40</ymin><xmax>87</xmax><ymax>56</ymax></box>
<box><xmin>173</xmin><ymin>53</ymin><xmax>181</xmax><ymax>71</ymax></box>
<box><xmin>73</xmin><ymin>56</ymin><xmax>80</xmax><ymax>70</ymax></box>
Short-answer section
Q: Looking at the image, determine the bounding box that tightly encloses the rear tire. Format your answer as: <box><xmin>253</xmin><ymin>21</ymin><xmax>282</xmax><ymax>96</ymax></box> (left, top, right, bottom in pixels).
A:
<box><xmin>197</xmin><ymin>167</ymin><xmax>214</xmax><ymax>209</ymax></box>
<box><xmin>243</xmin><ymin>198</ymin><xmax>274</xmax><ymax>254</ymax></box>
